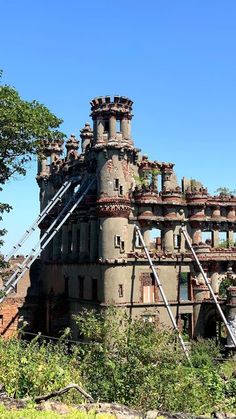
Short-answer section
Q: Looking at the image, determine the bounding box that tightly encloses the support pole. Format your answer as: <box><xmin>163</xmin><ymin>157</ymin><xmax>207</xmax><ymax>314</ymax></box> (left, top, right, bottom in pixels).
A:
<box><xmin>0</xmin><ymin>178</ymin><xmax>95</xmax><ymax>304</ymax></box>
<box><xmin>5</xmin><ymin>179</ymin><xmax>73</xmax><ymax>261</ymax></box>
<box><xmin>180</xmin><ymin>226</ymin><xmax>236</xmax><ymax>348</ymax></box>
<box><xmin>135</xmin><ymin>225</ymin><xmax>192</xmax><ymax>365</ymax></box>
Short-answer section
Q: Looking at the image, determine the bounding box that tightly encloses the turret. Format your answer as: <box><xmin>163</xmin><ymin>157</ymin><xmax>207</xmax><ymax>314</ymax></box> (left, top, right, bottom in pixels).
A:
<box><xmin>37</xmin><ymin>138</ymin><xmax>64</xmax><ymax>178</ymax></box>
<box><xmin>90</xmin><ymin>95</ymin><xmax>133</xmax><ymax>146</ymax></box>
<box><xmin>80</xmin><ymin>123</ymin><xmax>93</xmax><ymax>153</ymax></box>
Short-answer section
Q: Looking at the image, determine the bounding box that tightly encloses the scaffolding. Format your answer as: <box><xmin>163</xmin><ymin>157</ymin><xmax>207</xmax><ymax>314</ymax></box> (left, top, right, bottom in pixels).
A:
<box><xmin>135</xmin><ymin>225</ymin><xmax>192</xmax><ymax>364</ymax></box>
<box><xmin>0</xmin><ymin>176</ymin><xmax>95</xmax><ymax>305</ymax></box>
<box><xmin>180</xmin><ymin>226</ymin><xmax>236</xmax><ymax>348</ymax></box>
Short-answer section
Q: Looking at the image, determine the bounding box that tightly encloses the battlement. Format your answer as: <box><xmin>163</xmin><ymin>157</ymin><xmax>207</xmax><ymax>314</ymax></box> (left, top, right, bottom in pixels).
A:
<box><xmin>90</xmin><ymin>95</ymin><xmax>133</xmax><ymax>119</ymax></box>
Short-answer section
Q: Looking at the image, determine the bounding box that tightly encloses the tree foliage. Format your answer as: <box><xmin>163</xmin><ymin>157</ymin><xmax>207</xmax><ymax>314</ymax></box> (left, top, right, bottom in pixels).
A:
<box><xmin>215</xmin><ymin>187</ymin><xmax>236</xmax><ymax>196</ymax></box>
<box><xmin>0</xmin><ymin>71</ymin><xmax>64</xmax><ymax>260</ymax></box>
<box><xmin>74</xmin><ymin>308</ymin><xmax>236</xmax><ymax>415</ymax></box>
<box><xmin>0</xmin><ymin>71</ymin><xmax>64</xmax><ymax>185</ymax></box>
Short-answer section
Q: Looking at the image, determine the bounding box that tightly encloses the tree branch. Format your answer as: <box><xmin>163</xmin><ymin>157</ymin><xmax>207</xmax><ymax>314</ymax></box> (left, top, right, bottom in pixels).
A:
<box><xmin>23</xmin><ymin>383</ymin><xmax>94</xmax><ymax>404</ymax></box>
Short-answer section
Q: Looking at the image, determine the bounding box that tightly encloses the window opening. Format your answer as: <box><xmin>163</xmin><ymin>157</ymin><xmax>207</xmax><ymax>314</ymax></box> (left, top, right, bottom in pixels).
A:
<box><xmin>180</xmin><ymin>272</ymin><xmax>189</xmax><ymax>300</ymax></box>
<box><xmin>78</xmin><ymin>276</ymin><xmax>84</xmax><ymax>299</ymax></box>
<box><xmin>119</xmin><ymin>185</ymin><xmax>123</xmax><ymax>196</ymax></box>
<box><xmin>120</xmin><ymin>240</ymin><xmax>125</xmax><ymax>253</ymax></box>
<box><xmin>116</xmin><ymin>119</ymin><xmax>120</xmax><ymax>132</ymax></box>
<box><xmin>174</xmin><ymin>234</ymin><xmax>181</xmax><ymax>249</ymax></box>
<box><xmin>219</xmin><ymin>231</ymin><xmax>228</xmax><ymax>248</ymax></box>
<box><xmin>114</xmin><ymin>178</ymin><xmax>119</xmax><ymax>190</ymax></box>
<box><xmin>202</xmin><ymin>231</ymin><xmax>212</xmax><ymax>247</ymax></box>
<box><xmin>77</xmin><ymin>229</ymin><xmax>80</xmax><ymax>254</ymax></box>
<box><xmin>104</xmin><ymin>120</ymin><xmax>109</xmax><ymax>132</ymax></box>
<box><xmin>88</xmin><ymin>223</ymin><xmax>91</xmax><ymax>254</ymax></box>
<box><xmin>180</xmin><ymin>313</ymin><xmax>192</xmax><ymax>336</ymax></box>
<box><xmin>150</xmin><ymin>228</ymin><xmax>162</xmax><ymax>250</ymax></box>
<box><xmin>64</xmin><ymin>275</ymin><xmax>69</xmax><ymax>297</ymax></box>
<box><xmin>118</xmin><ymin>284</ymin><xmax>124</xmax><ymax>298</ymax></box>
<box><xmin>68</xmin><ymin>230</ymin><xmax>73</xmax><ymax>253</ymax></box>
<box><xmin>0</xmin><ymin>315</ymin><xmax>3</xmax><ymax>325</ymax></box>
<box><xmin>92</xmin><ymin>278</ymin><xmax>98</xmax><ymax>301</ymax></box>
<box><xmin>234</xmin><ymin>232</ymin><xmax>236</xmax><ymax>246</ymax></box>
<box><xmin>135</xmin><ymin>233</ymin><xmax>142</xmax><ymax>248</ymax></box>
<box><xmin>115</xmin><ymin>235</ymin><xmax>121</xmax><ymax>248</ymax></box>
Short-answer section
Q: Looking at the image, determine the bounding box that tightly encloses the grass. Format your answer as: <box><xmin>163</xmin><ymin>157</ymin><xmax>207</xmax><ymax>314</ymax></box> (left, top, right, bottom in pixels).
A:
<box><xmin>0</xmin><ymin>405</ymin><xmax>115</xmax><ymax>419</ymax></box>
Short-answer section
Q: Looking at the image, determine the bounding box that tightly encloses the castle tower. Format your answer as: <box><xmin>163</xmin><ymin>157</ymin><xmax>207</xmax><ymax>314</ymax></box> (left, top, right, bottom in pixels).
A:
<box><xmin>90</xmin><ymin>96</ymin><xmax>137</xmax><ymax>303</ymax></box>
<box><xmin>80</xmin><ymin>123</ymin><xmax>93</xmax><ymax>153</ymax></box>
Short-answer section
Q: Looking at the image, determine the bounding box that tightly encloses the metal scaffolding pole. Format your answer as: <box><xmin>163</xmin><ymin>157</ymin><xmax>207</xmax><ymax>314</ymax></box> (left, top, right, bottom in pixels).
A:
<box><xmin>180</xmin><ymin>226</ymin><xmax>236</xmax><ymax>348</ymax></box>
<box><xmin>135</xmin><ymin>225</ymin><xmax>192</xmax><ymax>364</ymax></box>
<box><xmin>0</xmin><ymin>177</ymin><xmax>95</xmax><ymax>305</ymax></box>
<box><xmin>5</xmin><ymin>179</ymin><xmax>74</xmax><ymax>261</ymax></box>
<box><xmin>3</xmin><ymin>180</ymin><xmax>84</xmax><ymax>291</ymax></box>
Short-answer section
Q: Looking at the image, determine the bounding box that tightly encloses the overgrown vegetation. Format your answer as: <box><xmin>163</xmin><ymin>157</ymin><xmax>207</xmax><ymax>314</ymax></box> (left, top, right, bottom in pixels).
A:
<box><xmin>1</xmin><ymin>310</ymin><xmax>236</xmax><ymax>415</ymax></box>
<box><xmin>74</xmin><ymin>309</ymin><xmax>236</xmax><ymax>414</ymax></box>
<box><xmin>0</xmin><ymin>405</ymin><xmax>114</xmax><ymax>419</ymax></box>
<box><xmin>0</xmin><ymin>70</ymin><xmax>64</xmax><ymax>266</ymax></box>
<box><xmin>0</xmin><ymin>333</ymin><xmax>81</xmax><ymax>404</ymax></box>
<box><xmin>215</xmin><ymin>187</ymin><xmax>236</xmax><ymax>196</ymax></box>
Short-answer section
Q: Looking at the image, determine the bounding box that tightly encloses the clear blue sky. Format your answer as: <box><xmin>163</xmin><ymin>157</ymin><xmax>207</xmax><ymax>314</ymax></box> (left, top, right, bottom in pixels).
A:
<box><xmin>1</xmin><ymin>0</ymin><xmax>236</xmax><ymax>255</ymax></box>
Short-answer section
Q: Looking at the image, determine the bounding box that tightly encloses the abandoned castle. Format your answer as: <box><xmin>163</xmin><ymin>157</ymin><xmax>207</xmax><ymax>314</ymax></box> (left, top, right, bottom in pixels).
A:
<box><xmin>1</xmin><ymin>95</ymin><xmax>236</xmax><ymax>345</ymax></box>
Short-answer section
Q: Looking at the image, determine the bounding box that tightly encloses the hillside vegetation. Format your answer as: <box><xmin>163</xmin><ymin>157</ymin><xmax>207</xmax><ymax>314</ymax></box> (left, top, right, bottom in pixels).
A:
<box><xmin>0</xmin><ymin>309</ymin><xmax>236</xmax><ymax>416</ymax></box>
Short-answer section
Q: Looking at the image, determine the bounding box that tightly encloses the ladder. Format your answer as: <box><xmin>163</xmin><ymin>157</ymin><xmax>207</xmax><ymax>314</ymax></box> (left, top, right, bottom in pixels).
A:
<box><xmin>0</xmin><ymin>176</ymin><xmax>95</xmax><ymax>305</ymax></box>
<box><xmin>5</xmin><ymin>177</ymin><xmax>80</xmax><ymax>261</ymax></box>
<box><xmin>180</xmin><ymin>226</ymin><xmax>236</xmax><ymax>348</ymax></box>
<box><xmin>135</xmin><ymin>225</ymin><xmax>192</xmax><ymax>365</ymax></box>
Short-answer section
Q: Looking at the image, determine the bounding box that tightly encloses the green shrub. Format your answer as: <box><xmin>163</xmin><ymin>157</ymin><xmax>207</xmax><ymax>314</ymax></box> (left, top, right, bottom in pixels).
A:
<box><xmin>74</xmin><ymin>308</ymin><xmax>236</xmax><ymax>415</ymax></box>
<box><xmin>0</xmin><ymin>335</ymin><xmax>82</xmax><ymax>403</ymax></box>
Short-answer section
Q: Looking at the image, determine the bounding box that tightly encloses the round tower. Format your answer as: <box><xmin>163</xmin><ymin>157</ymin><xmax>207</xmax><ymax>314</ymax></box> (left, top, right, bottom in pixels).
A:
<box><xmin>90</xmin><ymin>95</ymin><xmax>133</xmax><ymax>146</ymax></box>
<box><xmin>90</xmin><ymin>96</ymin><xmax>136</xmax><ymax>272</ymax></box>
<box><xmin>80</xmin><ymin>122</ymin><xmax>93</xmax><ymax>153</ymax></box>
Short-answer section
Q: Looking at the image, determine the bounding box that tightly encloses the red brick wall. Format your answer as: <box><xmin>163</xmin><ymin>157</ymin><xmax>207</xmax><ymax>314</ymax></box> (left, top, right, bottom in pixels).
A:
<box><xmin>0</xmin><ymin>297</ymin><xmax>25</xmax><ymax>339</ymax></box>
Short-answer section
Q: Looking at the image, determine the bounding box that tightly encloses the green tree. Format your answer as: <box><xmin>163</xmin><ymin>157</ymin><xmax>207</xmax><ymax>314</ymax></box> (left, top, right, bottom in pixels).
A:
<box><xmin>74</xmin><ymin>308</ymin><xmax>231</xmax><ymax>414</ymax></box>
<box><xmin>0</xmin><ymin>71</ymin><xmax>64</xmax><ymax>262</ymax></box>
<box><xmin>215</xmin><ymin>187</ymin><xmax>236</xmax><ymax>196</ymax></box>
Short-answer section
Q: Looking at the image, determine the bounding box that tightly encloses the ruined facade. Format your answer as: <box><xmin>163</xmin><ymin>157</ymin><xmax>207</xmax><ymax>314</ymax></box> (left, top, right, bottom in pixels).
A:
<box><xmin>1</xmin><ymin>95</ymin><xmax>236</xmax><ymax>343</ymax></box>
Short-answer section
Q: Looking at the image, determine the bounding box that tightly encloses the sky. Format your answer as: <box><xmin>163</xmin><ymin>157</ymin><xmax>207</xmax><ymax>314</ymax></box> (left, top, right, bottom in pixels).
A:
<box><xmin>1</xmin><ymin>0</ymin><xmax>236</xmax><ymax>255</ymax></box>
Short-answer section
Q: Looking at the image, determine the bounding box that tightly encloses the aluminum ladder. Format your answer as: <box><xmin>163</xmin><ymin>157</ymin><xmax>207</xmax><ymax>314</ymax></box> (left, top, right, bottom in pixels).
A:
<box><xmin>180</xmin><ymin>226</ymin><xmax>236</xmax><ymax>348</ymax></box>
<box><xmin>0</xmin><ymin>176</ymin><xmax>95</xmax><ymax>305</ymax></box>
<box><xmin>5</xmin><ymin>177</ymin><xmax>81</xmax><ymax>261</ymax></box>
<box><xmin>135</xmin><ymin>225</ymin><xmax>192</xmax><ymax>364</ymax></box>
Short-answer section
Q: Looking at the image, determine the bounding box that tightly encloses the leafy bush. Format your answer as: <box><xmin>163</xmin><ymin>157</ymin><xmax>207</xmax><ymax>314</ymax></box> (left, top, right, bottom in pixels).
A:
<box><xmin>0</xmin><ymin>334</ymin><xmax>82</xmax><ymax>403</ymax></box>
<box><xmin>1</xmin><ymin>310</ymin><xmax>236</xmax><ymax>415</ymax></box>
<box><xmin>74</xmin><ymin>308</ymin><xmax>236</xmax><ymax>414</ymax></box>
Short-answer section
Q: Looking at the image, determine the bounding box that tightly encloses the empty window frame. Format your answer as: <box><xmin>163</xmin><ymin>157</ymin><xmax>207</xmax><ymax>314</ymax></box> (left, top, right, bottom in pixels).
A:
<box><xmin>118</xmin><ymin>284</ymin><xmax>124</xmax><ymax>298</ymax></box>
<box><xmin>68</xmin><ymin>230</ymin><xmax>73</xmax><ymax>254</ymax></box>
<box><xmin>202</xmin><ymin>231</ymin><xmax>212</xmax><ymax>247</ymax></box>
<box><xmin>78</xmin><ymin>276</ymin><xmax>84</xmax><ymax>299</ymax></box>
<box><xmin>142</xmin><ymin>273</ymin><xmax>156</xmax><ymax>304</ymax></box>
<box><xmin>104</xmin><ymin>120</ymin><xmax>109</xmax><ymax>132</ymax></box>
<box><xmin>219</xmin><ymin>231</ymin><xmax>228</xmax><ymax>248</ymax></box>
<box><xmin>77</xmin><ymin>229</ymin><xmax>80</xmax><ymax>254</ymax></box>
<box><xmin>114</xmin><ymin>235</ymin><xmax>121</xmax><ymax>248</ymax></box>
<box><xmin>120</xmin><ymin>240</ymin><xmax>125</xmax><ymax>253</ymax></box>
<box><xmin>92</xmin><ymin>278</ymin><xmax>98</xmax><ymax>301</ymax></box>
<box><xmin>149</xmin><ymin>228</ymin><xmax>162</xmax><ymax>250</ymax></box>
<box><xmin>174</xmin><ymin>234</ymin><xmax>181</xmax><ymax>249</ymax></box>
<box><xmin>64</xmin><ymin>275</ymin><xmax>69</xmax><ymax>297</ymax></box>
<box><xmin>135</xmin><ymin>233</ymin><xmax>142</xmax><ymax>248</ymax></box>
<box><xmin>116</xmin><ymin>119</ymin><xmax>120</xmax><ymax>133</ymax></box>
<box><xmin>114</xmin><ymin>178</ymin><xmax>119</xmax><ymax>190</ymax></box>
<box><xmin>119</xmin><ymin>185</ymin><xmax>123</xmax><ymax>196</ymax></box>
<box><xmin>179</xmin><ymin>313</ymin><xmax>192</xmax><ymax>337</ymax></box>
